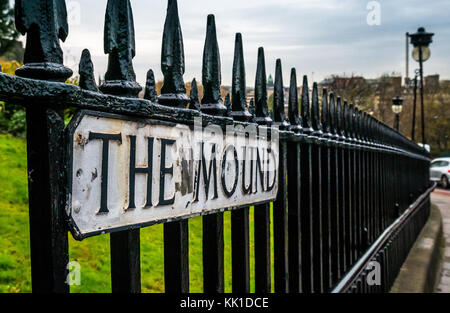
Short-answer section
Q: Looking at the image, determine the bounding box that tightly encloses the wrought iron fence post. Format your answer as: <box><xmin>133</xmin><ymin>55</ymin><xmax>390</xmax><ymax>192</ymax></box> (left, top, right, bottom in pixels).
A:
<box><xmin>343</xmin><ymin>101</ymin><xmax>353</xmax><ymax>268</ymax></box>
<box><xmin>320</xmin><ymin>88</ymin><xmax>332</xmax><ymax>291</ymax></box>
<box><xmin>100</xmin><ymin>0</ymin><xmax>142</xmax><ymax>293</ymax></box>
<box><xmin>348</xmin><ymin>104</ymin><xmax>358</xmax><ymax>263</ymax></box>
<box><xmin>360</xmin><ymin>113</ymin><xmax>369</xmax><ymax>252</ymax></box>
<box><xmin>158</xmin><ymin>0</ymin><xmax>190</xmax><ymax>294</ymax></box>
<box><xmin>354</xmin><ymin>109</ymin><xmax>363</xmax><ymax>256</ymax></box>
<box><xmin>201</xmin><ymin>14</ymin><xmax>225</xmax><ymax>294</ymax></box>
<box><xmin>273</xmin><ymin>59</ymin><xmax>290</xmax><ymax>293</ymax></box>
<box><xmin>253</xmin><ymin>47</ymin><xmax>272</xmax><ymax>293</ymax></box>
<box><xmin>336</xmin><ymin>97</ymin><xmax>347</xmax><ymax>276</ymax></box>
<box><xmin>311</xmin><ymin>82</ymin><xmax>323</xmax><ymax>293</ymax></box>
<box><xmin>300</xmin><ymin>75</ymin><xmax>314</xmax><ymax>293</ymax></box>
<box><xmin>230</xmin><ymin>32</ymin><xmax>251</xmax><ymax>293</ymax></box>
<box><xmin>15</xmin><ymin>0</ymin><xmax>72</xmax><ymax>293</ymax></box>
<box><xmin>286</xmin><ymin>68</ymin><xmax>302</xmax><ymax>293</ymax></box>
<box><xmin>328</xmin><ymin>93</ymin><xmax>341</xmax><ymax>286</ymax></box>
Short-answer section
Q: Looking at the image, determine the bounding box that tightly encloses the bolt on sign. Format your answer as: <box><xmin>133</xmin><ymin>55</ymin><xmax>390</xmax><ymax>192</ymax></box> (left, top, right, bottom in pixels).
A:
<box><xmin>66</xmin><ymin>111</ymin><xmax>279</xmax><ymax>240</ymax></box>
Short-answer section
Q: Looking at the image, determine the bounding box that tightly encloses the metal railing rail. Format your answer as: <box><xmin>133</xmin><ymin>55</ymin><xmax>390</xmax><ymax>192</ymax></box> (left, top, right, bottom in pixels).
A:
<box><xmin>332</xmin><ymin>183</ymin><xmax>436</xmax><ymax>293</ymax></box>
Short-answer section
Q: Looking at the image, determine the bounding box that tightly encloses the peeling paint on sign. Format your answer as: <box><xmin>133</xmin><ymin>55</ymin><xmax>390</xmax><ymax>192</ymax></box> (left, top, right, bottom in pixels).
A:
<box><xmin>66</xmin><ymin>111</ymin><xmax>279</xmax><ymax>240</ymax></box>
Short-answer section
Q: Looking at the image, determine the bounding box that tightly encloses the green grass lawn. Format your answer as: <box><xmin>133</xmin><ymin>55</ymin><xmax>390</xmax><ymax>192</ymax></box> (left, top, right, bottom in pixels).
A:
<box><xmin>0</xmin><ymin>134</ymin><xmax>275</xmax><ymax>293</ymax></box>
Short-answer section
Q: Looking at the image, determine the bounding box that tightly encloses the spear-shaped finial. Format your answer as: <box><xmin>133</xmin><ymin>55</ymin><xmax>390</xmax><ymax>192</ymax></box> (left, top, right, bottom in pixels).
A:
<box><xmin>321</xmin><ymin>88</ymin><xmax>330</xmax><ymax>135</ymax></box>
<box><xmin>230</xmin><ymin>33</ymin><xmax>251</xmax><ymax>122</ymax></box>
<box><xmin>288</xmin><ymin>68</ymin><xmax>301</xmax><ymax>132</ymax></box>
<box><xmin>273</xmin><ymin>59</ymin><xmax>289</xmax><ymax>128</ymax></box>
<box><xmin>336</xmin><ymin>97</ymin><xmax>344</xmax><ymax>138</ymax></box>
<box><xmin>311</xmin><ymin>82</ymin><xmax>322</xmax><ymax>134</ymax></box>
<box><xmin>100</xmin><ymin>0</ymin><xmax>141</xmax><ymax>97</ymax></box>
<box><xmin>159</xmin><ymin>0</ymin><xmax>189</xmax><ymax>107</ymax></box>
<box><xmin>224</xmin><ymin>92</ymin><xmax>232</xmax><ymax>117</ymax></box>
<box><xmin>254</xmin><ymin>47</ymin><xmax>272</xmax><ymax>125</ymax></box>
<box><xmin>367</xmin><ymin>115</ymin><xmax>374</xmax><ymax>143</ymax></box>
<box><xmin>189</xmin><ymin>78</ymin><xmax>201</xmax><ymax>111</ymax></box>
<box><xmin>348</xmin><ymin>104</ymin><xmax>355</xmax><ymax>139</ymax></box>
<box><xmin>301</xmin><ymin>75</ymin><xmax>313</xmax><ymax>133</ymax></box>
<box><xmin>329</xmin><ymin>92</ymin><xmax>336</xmax><ymax>136</ymax></box>
<box><xmin>354</xmin><ymin>109</ymin><xmax>362</xmax><ymax>141</ymax></box>
<box><xmin>371</xmin><ymin>116</ymin><xmax>377</xmax><ymax>144</ymax></box>
<box><xmin>361</xmin><ymin>112</ymin><xmax>369</xmax><ymax>142</ymax></box>
<box><xmin>249</xmin><ymin>98</ymin><xmax>256</xmax><ymax>123</ymax></box>
<box><xmin>144</xmin><ymin>69</ymin><xmax>157</xmax><ymax>102</ymax></box>
<box><xmin>79</xmin><ymin>49</ymin><xmax>98</xmax><ymax>92</ymax></box>
<box><xmin>343</xmin><ymin>101</ymin><xmax>349</xmax><ymax>138</ymax></box>
<box><xmin>15</xmin><ymin>0</ymin><xmax>73</xmax><ymax>81</ymax></box>
<box><xmin>201</xmin><ymin>14</ymin><xmax>226</xmax><ymax>115</ymax></box>
<box><xmin>361</xmin><ymin>111</ymin><xmax>367</xmax><ymax>142</ymax></box>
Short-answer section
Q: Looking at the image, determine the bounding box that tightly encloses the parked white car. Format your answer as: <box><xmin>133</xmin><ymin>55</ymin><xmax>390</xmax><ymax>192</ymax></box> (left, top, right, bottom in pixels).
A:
<box><xmin>430</xmin><ymin>157</ymin><xmax>450</xmax><ymax>189</ymax></box>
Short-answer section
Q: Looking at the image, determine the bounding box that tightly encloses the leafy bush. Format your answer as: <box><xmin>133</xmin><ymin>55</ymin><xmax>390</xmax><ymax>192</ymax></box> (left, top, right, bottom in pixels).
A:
<box><xmin>7</xmin><ymin>110</ymin><xmax>26</xmax><ymax>138</ymax></box>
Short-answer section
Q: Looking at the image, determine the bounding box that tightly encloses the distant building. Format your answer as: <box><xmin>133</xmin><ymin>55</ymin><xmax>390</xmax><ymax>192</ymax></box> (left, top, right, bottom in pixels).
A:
<box><xmin>367</xmin><ymin>76</ymin><xmax>402</xmax><ymax>93</ymax></box>
<box><xmin>440</xmin><ymin>80</ymin><xmax>450</xmax><ymax>89</ymax></box>
<box><xmin>267</xmin><ymin>74</ymin><xmax>274</xmax><ymax>88</ymax></box>
<box><xmin>320</xmin><ymin>76</ymin><xmax>366</xmax><ymax>90</ymax></box>
<box><xmin>425</xmin><ymin>74</ymin><xmax>440</xmax><ymax>89</ymax></box>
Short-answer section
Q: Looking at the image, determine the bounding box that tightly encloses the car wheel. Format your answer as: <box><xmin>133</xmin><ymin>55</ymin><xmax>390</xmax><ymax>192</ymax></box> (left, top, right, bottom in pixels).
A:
<box><xmin>441</xmin><ymin>176</ymin><xmax>449</xmax><ymax>189</ymax></box>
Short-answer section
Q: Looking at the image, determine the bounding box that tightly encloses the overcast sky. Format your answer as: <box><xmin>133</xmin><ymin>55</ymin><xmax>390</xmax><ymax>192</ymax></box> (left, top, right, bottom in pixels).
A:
<box><xmin>31</xmin><ymin>0</ymin><xmax>450</xmax><ymax>87</ymax></box>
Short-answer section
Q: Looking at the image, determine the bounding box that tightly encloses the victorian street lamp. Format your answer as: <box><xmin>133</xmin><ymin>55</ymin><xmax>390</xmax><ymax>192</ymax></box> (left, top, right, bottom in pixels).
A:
<box><xmin>392</xmin><ymin>96</ymin><xmax>404</xmax><ymax>132</ymax></box>
<box><xmin>409</xmin><ymin>27</ymin><xmax>434</xmax><ymax>145</ymax></box>
<box><xmin>411</xmin><ymin>69</ymin><xmax>420</xmax><ymax>141</ymax></box>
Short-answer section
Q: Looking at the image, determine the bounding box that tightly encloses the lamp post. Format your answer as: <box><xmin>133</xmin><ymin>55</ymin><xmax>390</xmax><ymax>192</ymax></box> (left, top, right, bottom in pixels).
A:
<box><xmin>411</xmin><ymin>69</ymin><xmax>420</xmax><ymax>141</ymax></box>
<box><xmin>392</xmin><ymin>96</ymin><xmax>404</xmax><ymax>132</ymax></box>
<box><xmin>409</xmin><ymin>27</ymin><xmax>434</xmax><ymax>145</ymax></box>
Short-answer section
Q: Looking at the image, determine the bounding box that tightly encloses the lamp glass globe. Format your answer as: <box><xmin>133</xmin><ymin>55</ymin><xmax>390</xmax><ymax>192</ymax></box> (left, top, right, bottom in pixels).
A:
<box><xmin>412</xmin><ymin>46</ymin><xmax>431</xmax><ymax>62</ymax></box>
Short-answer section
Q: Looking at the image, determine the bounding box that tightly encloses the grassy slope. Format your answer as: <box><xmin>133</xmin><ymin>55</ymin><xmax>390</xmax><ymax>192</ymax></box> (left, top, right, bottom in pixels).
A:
<box><xmin>0</xmin><ymin>134</ymin><xmax>275</xmax><ymax>293</ymax></box>
<box><xmin>0</xmin><ymin>134</ymin><xmax>31</xmax><ymax>293</ymax></box>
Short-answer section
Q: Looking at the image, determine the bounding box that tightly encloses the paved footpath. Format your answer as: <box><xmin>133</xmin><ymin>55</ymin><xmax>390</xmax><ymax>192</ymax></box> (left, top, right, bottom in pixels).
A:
<box><xmin>433</xmin><ymin>188</ymin><xmax>450</xmax><ymax>293</ymax></box>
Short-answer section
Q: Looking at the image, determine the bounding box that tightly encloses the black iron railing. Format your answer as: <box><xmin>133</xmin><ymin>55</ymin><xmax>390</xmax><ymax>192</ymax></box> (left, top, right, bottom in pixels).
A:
<box><xmin>0</xmin><ymin>0</ymin><xmax>431</xmax><ymax>293</ymax></box>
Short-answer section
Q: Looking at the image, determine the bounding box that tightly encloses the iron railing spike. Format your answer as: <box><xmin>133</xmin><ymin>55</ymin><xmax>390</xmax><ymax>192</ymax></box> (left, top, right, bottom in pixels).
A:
<box><xmin>160</xmin><ymin>0</ymin><xmax>189</xmax><ymax>107</ymax></box>
<box><xmin>321</xmin><ymin>88</ymin><xmax>330</xmax><ymax>134</ymax></box>
<box><xmin>301</xmin><ymin>75</ymin><xmax>312</xmax><ymax>133</ymax></box>
<box><xmin>343</xmin><ymin>100</ymin><xmax>349</xmax><ymax>138</ymax></box>
<box><xmin>336</xmin><ymin>97</ymin><xmax>344</xmax><ymax>138</ymax></box>
<box><xmin>15</xmin><ymin>0</ymin><xmax>72</xmax><ymax>81</ymax></box>
<box><xmin>230</xmin><ymin>33</ymin><xmax>251</xmax><ymax>122</ymax></box>
<box><xmin>189</xmin><ymin>78</ymin><xmax>200</xmax><ymax>111</ymax></box>
<box><xmin>255</xmin><ymin>47</ymin><xmax>272</xmax><ymax>125</ymax></box>
<box><xmin>362</xmin><ymin>112</ymin><xmax>368</xmax><ymax>142</ymax></box>
<box><xmin>355</xmin><ymin>109</ymin><xmax>361</xmax><ymax>141</ymax></box>
<box><xmin>288</xmin><ymin>68</ymin><xmax>301</xmax><ymax>131</ymax></box>
<box><xmin>249</xmin><ymin>98</ymin><xmax>256</xmax><ymax>122</ymax></box>
<box><xmin>201</xmin><ymin>14</ymin><xmax>226</xmax><ymax>115</ymax></box>
<box><xmin>144</xmin><ymin>69</ymin><xmax>157</xmax><ymax>102</ymax></box>
<box><xmin>79</xmin><ymin>49</ymin><xmax>99</xmax><ymax>92</ymax></box>
<box><xmin>224</xmin><ymin>92</ymin><xmax>232</xmax><ymax>117</ymax></box>
<box><xmin>273</xmin><ymin>59</ymin><xmax>288</xmax><ymax>128</ymax></box>
<box><xmin>311</xmin><ymin>82</ymin><xmax>322</xmax><ymax>133</ymax></box>
<box><xmin>348</xmin><ymin>103</ymin><xmax>354</xmax><ymax>139</ymax></box>
<box><xmin>329</xmin><ymin>92</ymin><xmax>336</xmax><ymax>135</ymax></box>
<box><xmin>100</xmin><ymin>0</ymin><xmax>141</xmax><ymax>97</ymax></box>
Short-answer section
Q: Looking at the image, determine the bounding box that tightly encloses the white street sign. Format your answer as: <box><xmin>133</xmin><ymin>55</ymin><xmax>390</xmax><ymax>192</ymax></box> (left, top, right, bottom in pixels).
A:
<box><xmin>66</xmin><ymin>111</ymin><xmax>279</xmax><ymax>240</ymax></box>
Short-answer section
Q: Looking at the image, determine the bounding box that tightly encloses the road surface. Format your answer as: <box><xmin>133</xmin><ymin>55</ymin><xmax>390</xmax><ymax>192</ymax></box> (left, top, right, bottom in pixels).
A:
<box><xmin>433</xmin><ymin>188</ymin><xmax>450</xmax><ymax>293</ymax></box>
